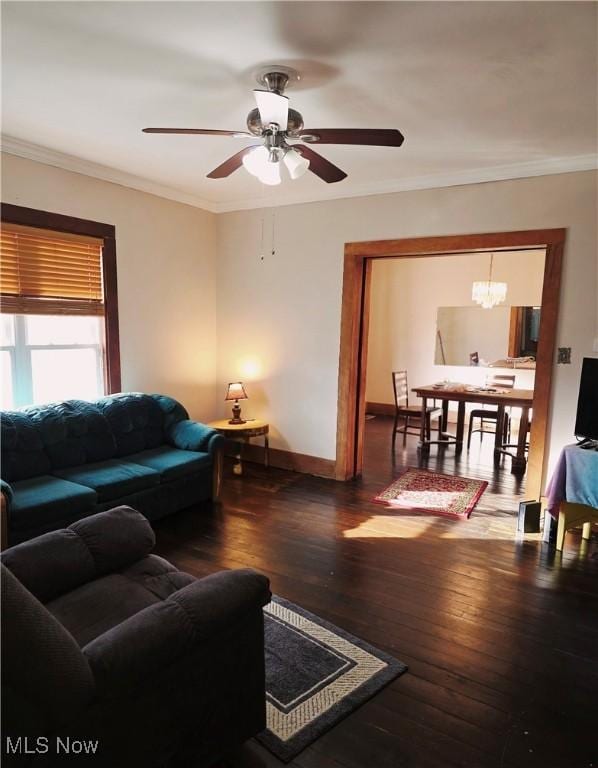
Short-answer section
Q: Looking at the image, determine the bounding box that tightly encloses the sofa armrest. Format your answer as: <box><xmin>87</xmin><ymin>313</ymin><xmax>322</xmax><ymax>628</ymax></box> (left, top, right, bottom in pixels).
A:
<box><xmin>83</xmin><ymin>568</ymin><xmax>271</xmax><ymax>697</ymax></box>
<box><xmin>0</xmin><ymin>506</ymin><xmax>155</xmax><ymax>602</ymax></box>
<box><xmin>1</xmin><ymin>479</ymin><xmax>13</xmax><ymax>507</ymax></box>
<box><xmin>167</xmin><ymin>419</ymin><xmax>224</xmax><ymax>455</ymax></box>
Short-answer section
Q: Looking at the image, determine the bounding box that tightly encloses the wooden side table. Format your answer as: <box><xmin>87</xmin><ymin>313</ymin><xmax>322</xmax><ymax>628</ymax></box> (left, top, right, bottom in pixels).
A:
<box><xmin>208</xmin><ymin>419</ymin><xmax>269</xmax><ymax>476</ymax></box>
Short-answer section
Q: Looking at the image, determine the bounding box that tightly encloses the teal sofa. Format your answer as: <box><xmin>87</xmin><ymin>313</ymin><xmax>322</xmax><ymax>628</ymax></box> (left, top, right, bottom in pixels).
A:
<box><xmin>0</xmin><ymin>393</ymin><xmax>224</xmax><ymax>546</ymax></box>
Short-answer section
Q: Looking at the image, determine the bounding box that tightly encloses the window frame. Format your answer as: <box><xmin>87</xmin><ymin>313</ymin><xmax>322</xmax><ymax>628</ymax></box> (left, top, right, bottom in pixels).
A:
<box><xmin>0</xmin><ymin>203</ymin><xmax>121</xmax><ymax>393</ymax></box>
<box><xmin>1</xmin><ymin>314</ymin><xmax>106</xmax><ymax>408</ymax></box>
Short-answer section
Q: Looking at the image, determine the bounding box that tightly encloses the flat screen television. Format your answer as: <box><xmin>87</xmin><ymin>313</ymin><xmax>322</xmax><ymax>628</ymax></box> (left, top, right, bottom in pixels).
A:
<box><xmin>574</xmin><ymin>357</ymin><xmax>598</xmax><ymax>440</ymax></box>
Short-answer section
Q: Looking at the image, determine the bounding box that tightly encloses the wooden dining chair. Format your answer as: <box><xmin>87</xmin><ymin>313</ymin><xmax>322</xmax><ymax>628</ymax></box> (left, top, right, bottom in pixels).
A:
<box><xmin>467</xmin><ymin>374</ymin><xmax>516</xmax><ymax>449</ymax></box>
<box><xmin>392</xmin><ymin>371</ymin><xmax>442</xmax><ymax>449</ymax></box>
<box><xmin>503</xmin><ymin>411</ymin><xmax>533</xmax><ymax>453</ymax></box>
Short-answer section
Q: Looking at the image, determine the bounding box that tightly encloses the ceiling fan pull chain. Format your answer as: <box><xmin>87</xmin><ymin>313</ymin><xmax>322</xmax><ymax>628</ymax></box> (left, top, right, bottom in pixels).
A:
<box><xmin>259</xmin><ymin>214</ymin><xmax>266</xmax><ymax>262</ymax></box>
<box><xmin>271</xmin><ymin>210</ymin><xmax>276</xmax><ymax>258</ymax></box>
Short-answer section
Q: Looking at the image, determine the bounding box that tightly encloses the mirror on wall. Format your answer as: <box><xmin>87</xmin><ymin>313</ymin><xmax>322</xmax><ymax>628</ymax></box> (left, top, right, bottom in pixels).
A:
<box><xmin>434</xmin><ymin>306</ymin><xmax>540</xmax><ymax>368</ymax></box>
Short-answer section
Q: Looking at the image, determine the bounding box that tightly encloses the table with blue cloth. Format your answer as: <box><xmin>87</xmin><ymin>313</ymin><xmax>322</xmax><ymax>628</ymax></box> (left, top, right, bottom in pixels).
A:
<box><xmin>545</xmin><ymin>443</ymin><xmax>598</xmax><ymax>551</ymax></box>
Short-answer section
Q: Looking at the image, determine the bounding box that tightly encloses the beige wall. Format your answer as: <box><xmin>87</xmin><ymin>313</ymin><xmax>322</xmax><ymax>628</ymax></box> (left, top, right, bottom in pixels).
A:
<box><xmin>1</xmin><ymin>153</ymin><xmax>219</xmax><ymax>421</ymax></box>
<box><xmin>366</xmin><ymin>250</ymin><xmax>545</xmax><ymax>407</ymax></box>
<box><xmin>216</xmin><ymin>170</ymin><xmax>597</xmax><ymax>480</ymax></box>
<box><xmin>2</xmin><ymin>153</ymin><xmax>596</xmax><ymax>482</ymax></box>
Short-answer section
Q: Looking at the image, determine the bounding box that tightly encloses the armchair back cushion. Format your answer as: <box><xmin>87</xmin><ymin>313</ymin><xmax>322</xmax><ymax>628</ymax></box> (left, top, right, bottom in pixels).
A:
<box><xmin>1</xmin><ymin>506</ymin><xmax>155</xmax><ymax>602</ymax></box>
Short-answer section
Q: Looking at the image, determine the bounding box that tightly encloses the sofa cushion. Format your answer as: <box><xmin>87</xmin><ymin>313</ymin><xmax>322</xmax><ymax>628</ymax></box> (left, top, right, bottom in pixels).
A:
<box><xmin>127</xmin><ymin>446</ymin><xmax>211</xmax><ymax>482</ymax></box>
<box><xmin>47</xmin><ymin>554</ymin><xmax>195</xmax><ymax>646</ymax></box>
<box><xmin>150</xmin><ymin>394</ymin><xmax>189</xmax><ymax>430</ymax></box>
<box><xmin>47</xmin><ymin>573</ymin><xmax>160</xmax><ymax>647</ymax></box>
<box><xmin>9</xmin><ymin>476</ymin><xmax>97</xmax><ymax>532</ymax></box>
<box><xmin>95</xmin><ymin>394</ymin><xmax>165</xmax><ymax>457</ymax></box>
<box><xmin>54</xmin><ymin>460</ymin><xmax>160</xmax><ymax>503</ymax></box>
<box><xmin>1</xmin><ymin>411</ymin><xmax>51</xmax><ymax>482</ymax></box>
<box><xmin>30</xmin><ymin>400</ymin><xmax>116</xmax><ymax>469</ymax></box>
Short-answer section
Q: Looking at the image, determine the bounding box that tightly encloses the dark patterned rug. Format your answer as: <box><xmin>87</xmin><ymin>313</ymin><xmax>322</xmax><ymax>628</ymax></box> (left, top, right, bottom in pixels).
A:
<box><xmin>257</xmin><ymin>596</ymin><xmax>407</xmax><ymax>763</ymax></box>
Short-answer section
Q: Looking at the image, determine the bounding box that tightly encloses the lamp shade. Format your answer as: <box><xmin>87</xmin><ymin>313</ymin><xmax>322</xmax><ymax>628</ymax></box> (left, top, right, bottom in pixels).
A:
<box><xmin>225</xmin><ymin>382</ymin><xmax>248</xmax><ymax>401</ymax></box>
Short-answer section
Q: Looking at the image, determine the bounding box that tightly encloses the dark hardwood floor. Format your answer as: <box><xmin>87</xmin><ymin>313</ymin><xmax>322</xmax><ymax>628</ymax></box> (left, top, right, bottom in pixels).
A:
<box><xmin>154</xmin><ymin>416</ymin><xmax>598</xmax><ymax>768</ymax></box>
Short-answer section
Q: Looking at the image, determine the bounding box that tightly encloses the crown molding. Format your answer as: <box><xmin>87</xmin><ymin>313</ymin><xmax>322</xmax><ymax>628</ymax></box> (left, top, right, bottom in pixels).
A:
<box><xmin>1</xmin><ymin>135</ymin><xmax>218</xmax><ymax>212</ymax></box>
<box><xmin>2</xmin><ymin>134</ymin><xmax>596</xmax><ymax>215</ymax></box>
<box><xmin>211</xmin><ymin>153</ymin><xmax>598</xmax><ymax>213</ymax></box>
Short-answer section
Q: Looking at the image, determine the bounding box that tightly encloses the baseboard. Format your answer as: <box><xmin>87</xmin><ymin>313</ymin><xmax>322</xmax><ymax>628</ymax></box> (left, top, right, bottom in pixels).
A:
<box><xmin>224</xmin><ymin>440</ymin><xmax>336</xmax><ymax>479</ymax></box>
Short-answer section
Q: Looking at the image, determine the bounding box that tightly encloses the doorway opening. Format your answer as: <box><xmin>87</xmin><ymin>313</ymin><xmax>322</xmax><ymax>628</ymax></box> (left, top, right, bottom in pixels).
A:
<box><xmin>335</xmin><ymin>230</ymin><xmax>565</xmax><ymax>506</ymax></box>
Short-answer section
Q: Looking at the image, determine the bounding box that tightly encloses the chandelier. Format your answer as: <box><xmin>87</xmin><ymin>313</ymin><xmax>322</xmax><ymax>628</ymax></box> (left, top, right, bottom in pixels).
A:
<box><xmin>472</xmin><ymin>253</ymin><xmax>507</xmax><ymax>309</ymax></box>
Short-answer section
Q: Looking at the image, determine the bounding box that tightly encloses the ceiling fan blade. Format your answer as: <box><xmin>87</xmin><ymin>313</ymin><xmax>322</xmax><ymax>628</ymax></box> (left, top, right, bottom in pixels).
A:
<box><xmin>294</xmin><ymin>145</ymin><xmax>347</xmax><ymax>183</ymax></box>
<box><xmin>299</xmin><ymin>129</ymin><xmax>404</xmax><ymax>147</ymax></box>
<box><xmin>143</xmin><ymin>128</ymin><xmax>251</xmax><ymax>137</ymax></box>
<box><xmin>253</xmin><ymin>90</ymin><xmax>289</xmax><ymax>129</ymax></box>
<box><xmin>206</xmin><ymin>147</ymin><xmax>258</xmax><ymax>179</ymax></box>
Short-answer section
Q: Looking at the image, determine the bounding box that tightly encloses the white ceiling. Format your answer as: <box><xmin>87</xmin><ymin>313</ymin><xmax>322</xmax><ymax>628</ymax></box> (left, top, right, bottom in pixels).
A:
<box><xmin>2</xmin><ymin>1</ymin><xmax>597</xmax><ymax>212</ymax></box>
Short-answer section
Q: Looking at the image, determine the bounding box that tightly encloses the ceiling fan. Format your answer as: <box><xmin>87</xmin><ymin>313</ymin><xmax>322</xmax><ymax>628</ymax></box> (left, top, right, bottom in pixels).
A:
<box><xmin>143</xmin><ymin>68</ymin><xmax>404</xmax><ymax>185</ymax></box>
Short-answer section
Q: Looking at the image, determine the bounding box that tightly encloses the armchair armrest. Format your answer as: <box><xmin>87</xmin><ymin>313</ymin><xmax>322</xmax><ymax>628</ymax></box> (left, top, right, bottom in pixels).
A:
<box><xmin>0</xmin><ymin>506</ymin><xmax>155</xmax><ymax>602</ymax></box>
<box><xmin>167</xmin><ymin>419</ymin><xmax>224</xmax><ymax>455</ymax></box>
<box><xmin>83</xmin><ymin>568</ymin><xmax>271</xmax><ymax>697</ymax></box>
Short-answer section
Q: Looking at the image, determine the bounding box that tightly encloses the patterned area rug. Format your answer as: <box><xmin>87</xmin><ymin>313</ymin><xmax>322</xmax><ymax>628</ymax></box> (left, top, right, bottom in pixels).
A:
<box><xmin>374</xmin><ymin>467</ymin><xmax>488</xmax><ymax>519</ymax></box>
<box><xmin>257</xmin><ymin>597</ymin><xmax>407</xmax><ymax>763</ymax></box>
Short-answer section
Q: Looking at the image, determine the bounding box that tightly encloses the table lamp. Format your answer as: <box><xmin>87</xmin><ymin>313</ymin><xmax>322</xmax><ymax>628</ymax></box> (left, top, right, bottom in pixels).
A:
<box><xmin>225</xmin><ymin>382</ymin><xmax>248</xmax><ymax>424</ymax></box>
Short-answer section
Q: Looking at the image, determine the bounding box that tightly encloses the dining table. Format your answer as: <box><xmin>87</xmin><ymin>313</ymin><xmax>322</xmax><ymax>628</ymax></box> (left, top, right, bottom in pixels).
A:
<box><xmin>411</xmin><ymin>383</ymin><xmax>535</xmax><ymax>474</ymax></box>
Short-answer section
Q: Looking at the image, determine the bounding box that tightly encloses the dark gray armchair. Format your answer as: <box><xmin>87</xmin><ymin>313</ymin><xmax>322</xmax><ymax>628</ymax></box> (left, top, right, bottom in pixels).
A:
<box><xmin>1</xmin><ymin>506</ymin><xmax>271</xmax><ymax>767</ymax></box>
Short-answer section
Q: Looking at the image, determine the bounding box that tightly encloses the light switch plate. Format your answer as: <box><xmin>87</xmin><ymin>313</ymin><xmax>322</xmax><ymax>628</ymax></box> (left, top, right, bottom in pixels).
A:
<box><xmin>557</xmin><ymin>347</ymin><xmax>571</xmax><ymax>364</ymax></box>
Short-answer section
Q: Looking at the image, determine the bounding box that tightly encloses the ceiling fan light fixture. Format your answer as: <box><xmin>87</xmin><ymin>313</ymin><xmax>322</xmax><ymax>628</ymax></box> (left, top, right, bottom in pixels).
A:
<box><xmin>242</xmin><ymin>146</ymin><xmax>269</xmax><ymax>177</ymax></box>
<box><xmin>283</xmin><ymin>148</ymin><xmax>310</xmax><ymax>180</ymax></box>
<box><xmin>257</xmin><ymin>160</ymin><xmax>281</xmax><ymax>186</ymax></box>
<box><xmin>242</xmin><ymin>146</ymin><xmax>282</xmax><ymax>185</ymax></box>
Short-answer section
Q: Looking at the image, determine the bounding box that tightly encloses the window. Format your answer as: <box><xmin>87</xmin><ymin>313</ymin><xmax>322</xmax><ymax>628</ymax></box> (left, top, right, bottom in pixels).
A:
<box><xmin>0</xmin><ymin>314</ymin><xmax>105</xmax><ymax>409</ymax></box>
<box><xmin>0</xmin><ymin>206</ymin><xmax>120</xmax><ymax>407</ymax></box>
